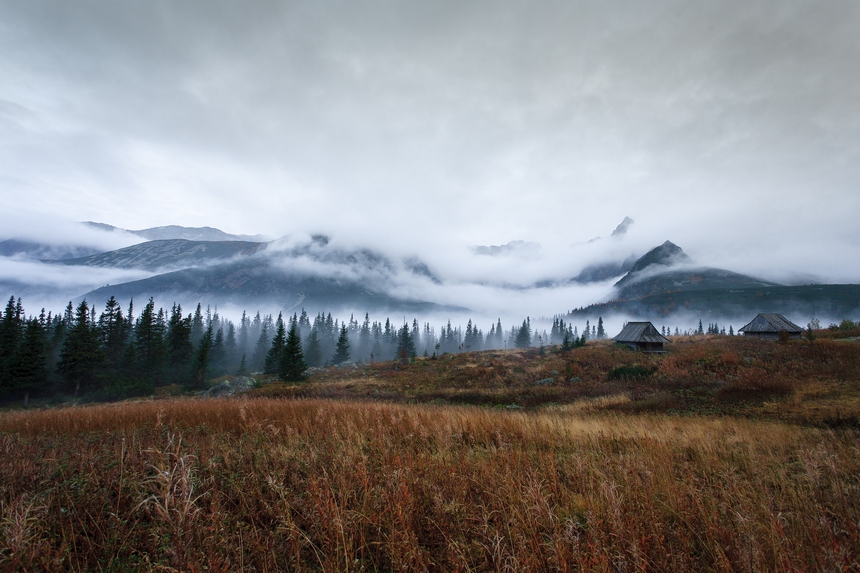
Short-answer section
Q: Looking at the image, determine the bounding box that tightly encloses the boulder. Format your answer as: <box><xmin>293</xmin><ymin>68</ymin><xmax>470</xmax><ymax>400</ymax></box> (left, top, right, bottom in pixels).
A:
<box><xmin>204</xmin><ymin>376</ymin><xmax>256</xmax><ymax>398</ymax></box>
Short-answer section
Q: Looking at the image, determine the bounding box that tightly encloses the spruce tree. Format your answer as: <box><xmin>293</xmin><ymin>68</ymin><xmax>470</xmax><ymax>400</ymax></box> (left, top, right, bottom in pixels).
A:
<box><xmin>99</xmin><ymin>296</ymin><xmax>128</xmax><ymax>373</ymax></box>
<box><xmin>211</xmin><ymin>327</ymin><xmax>225</xmax><ymax>375</ymax></box>
<box><xmin>264</xmin><ymin>313</ymin><xmax>285</xmax><ymax>375</ymax></box>
<box><xmin>58</xmin><ymin>300</ymin><xmax>104</xmax><ymax>396</ymax></box>
<box><xmin>515</xmin><ymin>320</ymin><xmax>531</xmax><ymax>348</ymax></box>
<box><xmin>12</xmin><ymin>318</ymin><xmax>49</xmax><ymax>405</ymax></box>
<box><xmin>395</xmin><ymin>323</ymin><xmax>416</xmax><ymax>362</ymax></box>
<box><xmin>250</xmin><ymin>322</ymin><xmax>270</xmax><ymax>373</ymax></box>
<box><xmin>561</xmin><ymin>329</ymin><xmax>574</xmax><ymax>351</ymax></box>
<box><xmin>190</xmin><ymin>303</ymin><xmax>204</xmax><ymax>345</ymax></box>
<box><xmin>279</xmin><ymin>318</ymin><xmax>307</xmax><ymax>381</ymax></box>
<box><xmin>331</xmin><ymin>324</ymin><xmax>350</xmax><ymax>365</ymax></box>
<box><xmin>135</xmin><ymin>298</ymin><xmax>166</xmax><ymax>383</ymax></box>
<box><xmin>0</xmin><ymin>296</ymin><xmax>23</xmax><ymax>394</ymax></box>
<box><xmin>166</xmin><ymin>304</ymin><xmax>193</xmax><ymax>385</ymax></box>
<box><xmin>305</xmin><ymin>327</ymin><xmax>322</xmax><ymax>367</ymax></box>
<box><xmin>224</xmin><ymin>323</ymin><xmax>237</xmax><ymax>372</ymax></box>
<box><xmin>190</xmin><ymin>326</ymin><xmax>213</xmax><ymax>389</ymax></box>
<box><xmin>597</xmin><ymin>317</ymin><xmax>606</xmax><ymax>339</ymax></box>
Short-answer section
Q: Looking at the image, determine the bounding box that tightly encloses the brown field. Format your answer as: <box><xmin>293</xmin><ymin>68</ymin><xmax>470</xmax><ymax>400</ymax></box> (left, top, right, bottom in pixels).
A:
<box><xmin>1</xmin><ymin>337</ymin><xmax>859</xmax><ymax>572</ymax></box>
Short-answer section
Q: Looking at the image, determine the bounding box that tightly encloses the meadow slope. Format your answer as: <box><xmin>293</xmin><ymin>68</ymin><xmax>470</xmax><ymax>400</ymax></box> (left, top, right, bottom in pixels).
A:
<box><xmin>1</xmin><ymin>335</ymin><xmax>859</xmax><ymax>572</ymax></box>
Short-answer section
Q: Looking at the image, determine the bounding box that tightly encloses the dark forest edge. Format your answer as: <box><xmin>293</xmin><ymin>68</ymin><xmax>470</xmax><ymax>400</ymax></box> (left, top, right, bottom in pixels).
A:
<box><xmin>0</xmin><ymin>294</ymin><xmax>604</xmax><ymax>405</ymax></box>
<box><xmin>2</xmin><ymin>294</ymin><xmax>857</xmax><ymax>406</ymax></box>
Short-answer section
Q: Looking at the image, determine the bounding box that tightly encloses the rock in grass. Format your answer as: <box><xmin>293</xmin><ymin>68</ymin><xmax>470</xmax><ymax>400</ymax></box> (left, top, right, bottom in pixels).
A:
<box><xmin>534</xmin><ymin>377</ymin><xmax>554</xmax><ymax>386</ymax></box>
<box><xmin>204</xmin><ymin>376</ymin><xmax>256</xmax><ymax>398</ymax></box>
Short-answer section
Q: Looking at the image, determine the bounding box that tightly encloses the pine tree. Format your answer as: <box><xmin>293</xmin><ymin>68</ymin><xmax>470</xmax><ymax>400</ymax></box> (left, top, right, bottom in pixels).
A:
<box><xmin>305</xmin><ymin>327</ymin><xmax>322</xmax><ymax>367</ymax></box>
<box><xmin>211</xmin><ymin>327</ymin><xmax>225</xmax><ymax>375</ymax></box>
<box><xmin>0</xmin><ymin>296</ymin><xmax>24</xmax><ymax>394</ymax></box>
<box><xmin>515</xmin><ymin>319</ymin><xmax>531</xmax><ymax>348</ymax></box>
<box><xmin>250</xmin><ymin>322</ymin><xmax>270</xmax><ymax>372</ymax></box>
<box><xmin>190</xmin><ymin>326</ymin><xmax>213</xmax><ymax>389</ymax></box>
<box><xmin>357</xmin><ymin>314</ymin><xmax>371</xmax><ymax>362</ymax></box>
<box><xmin>135</xmin><ymin>298</ymin><xmax>166</xmax><ymax>383</ymax></box>
<box><xmin>58</xmin><ymin>300</ymin><xmax>104</xmax><ymax>396</ymax></box>
<box><xmin>224</xmin><ymin>323</ymin><xmax>238</xmax><ymax>372</ymax></box>
<box><xmin>371</xmin><ymin>327</ymin><xmax>382</xmax><ymax>362</ymax></box>
<box><xmin>395</xmin><ymin>323</ymin><xmax>416</xmax><ymax>362</ymax></box>
<box><xmin>264</xmin><ymin>314</ymin><xmax>285</xmax><ymax>375</ymax></box>
<box><xmin>238</xmin><ymin>310</ymin><xmax>250</xmax><ymax>357</ymax></box>
<box><xmin>597</xmin><ymin>317</ymin><xmax>606</xmax><ymax>339</ymax></box>
<box><xmin>561</xmin><ymin>329</ymin><xmax>574</xmax><ymax>351</ymax></box>
<box><xmin>99</xmin><ymin>296</ymin><xmax>128</xmax><ymax>373</ymax></box>
<box><xmin>190</xmin><ymin>303</ymin><xmax>204</xmax><ymax>345</ymax></box>
<box><xmin>279</xmin><ymin>318</ymin><xmax>307</xmax><ymax>381</ymax></box>
<box><xmin>331</xmin><ymin>324</ymin><xmax>350</xmax><ymax>365</ymax></box>
<box><xmin>166</xmin><ymin>304</ymin><xmax>193</xmax><ymax>385</ymax></box>
<box><xmin>11</xmin><ymin>318</ymin><xmax>49</xmax><ymax>405</ymax></box>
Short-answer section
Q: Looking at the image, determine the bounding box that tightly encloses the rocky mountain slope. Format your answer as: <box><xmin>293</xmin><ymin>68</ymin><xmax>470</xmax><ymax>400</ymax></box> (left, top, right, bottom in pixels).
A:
<box><xmin>612</xmin><ymin>241</ymin><xmax>777</xmax><ymax>300</ymax></box>
<box><xmin>58</xmin><ymin>239</ymin><xmax>266</xmax><ymax>271</ymax></box>
<box><xmin>82</xmin><ymin>222</ymin><xmax>266</xmax><ymax>242</ymax></box>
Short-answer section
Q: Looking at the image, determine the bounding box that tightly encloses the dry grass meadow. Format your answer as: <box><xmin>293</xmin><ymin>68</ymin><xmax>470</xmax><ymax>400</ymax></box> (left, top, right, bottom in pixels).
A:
<box><xmin>1</xmin><ymin>335</ymin><xmax>859</xmax><ymax>571</ymax></box>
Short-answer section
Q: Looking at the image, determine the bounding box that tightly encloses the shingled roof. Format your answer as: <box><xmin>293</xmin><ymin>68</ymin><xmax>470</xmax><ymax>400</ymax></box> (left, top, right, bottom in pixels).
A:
<box><xmin>739</xmin><ymin>313</ymin><xmax>803</xmax><ymax>334</ymax></box>
<box><xmin>613</xmin><ymin>322</ymin><xmax>671</xmax><ymax>344</ymax></box>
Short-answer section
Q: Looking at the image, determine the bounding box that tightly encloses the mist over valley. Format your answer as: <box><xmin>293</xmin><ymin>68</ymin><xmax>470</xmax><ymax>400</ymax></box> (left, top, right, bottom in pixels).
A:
<box><xmin>2</xmin><ymin>217</ymin><xmax>857</xmax><ymax>340</ymax></box>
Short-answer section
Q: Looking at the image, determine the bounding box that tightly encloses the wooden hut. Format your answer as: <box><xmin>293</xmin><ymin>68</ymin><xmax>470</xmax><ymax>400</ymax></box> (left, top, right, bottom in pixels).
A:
<box><xmin>738</xmin><ymin>313</ymin><xmax>803</xmax><ymax>339</ymax></box>
<box><xmin>613</xmin><ymin>322</ymin><xmax>670</xmax><ymax>352</ymax></box>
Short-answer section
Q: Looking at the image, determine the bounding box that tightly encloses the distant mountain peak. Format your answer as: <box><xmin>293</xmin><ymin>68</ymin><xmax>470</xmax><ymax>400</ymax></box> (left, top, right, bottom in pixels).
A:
<box><xmin>613</xmin><ymin>240</ymin><xmax>691</xmax><ymax>291</ymax></box>
<box><xmin>612</xmin><ymin>240</ymin><xmax>778</xmax><ymax>300</ymax></box>
<box><xmin>625</xmin><ymin>240</ymin><xmax>690</xmax><ymax>275</ymax></box>
<box><xmin>611</xmin><ymin>216</ymin><xmax>634</xmax><ymax>237</ymax></box>
<box><xmin>473</xmin><ymin>240</ymin><xmax>541</xmax><ymax>256</ymax></box>
<box><xmin>82</xmin><ymin>222</ymin><xmax>265</xmax><ymax>242</ymax></box>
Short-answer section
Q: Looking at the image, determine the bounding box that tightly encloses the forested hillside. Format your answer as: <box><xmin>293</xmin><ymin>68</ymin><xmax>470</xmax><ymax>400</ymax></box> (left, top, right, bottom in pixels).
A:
<box><xmin>0</xmin><ymin>295</ymin><xmax>599</xmax><ymax>404</ymax></box>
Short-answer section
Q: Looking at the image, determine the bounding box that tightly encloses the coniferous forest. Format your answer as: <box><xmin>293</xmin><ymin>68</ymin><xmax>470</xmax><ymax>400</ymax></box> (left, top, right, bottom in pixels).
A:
<box><xmin>0</xmin><ymin>294</ymin><xmax>598</xmax><ymax>404</ymax></box>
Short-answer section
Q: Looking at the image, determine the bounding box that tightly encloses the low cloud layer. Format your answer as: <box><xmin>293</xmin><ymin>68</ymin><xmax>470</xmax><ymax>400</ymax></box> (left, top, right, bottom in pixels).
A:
<box><xmin>1</xmin><ymin>0</ymin><xmax>859</xmax><ymax>308</ymax></box>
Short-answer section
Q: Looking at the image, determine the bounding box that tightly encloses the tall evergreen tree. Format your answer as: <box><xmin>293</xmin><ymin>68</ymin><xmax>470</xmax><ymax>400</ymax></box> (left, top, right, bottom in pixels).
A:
<box><xmin>166</xmin><ymin>303</ymin><xmax>193</xmax><ymax>385</ymax></box>
<box><xmin>135</xmin><ymin>298</ymin><xmax>166</xmax><ymax>383</ymax></box>
<box><xmin>250</xmin><ymin>322</ymin><xmax>270</xmax><ymax>373</ymax></box>
<box><xmin>190</xmin><ymin>303</ymin><xmax>204</xmax><ymax>345</ymax></box>
<box><xmin>11</xmin><ymin>318</ymin><xmax>49</xmax><ymax>404</ymax></box>
<box><xmin>515</xmin><ymin>319</ymin><xmax>532</xmax><ymax>348</ymax></box>
<box><xmin>190</xmin><ymin>326</ymin><xmax>213</xmax><ymax>389</ymax></box>
<box><xmin>357</xmin><ymin>314</ymin><xmax>371</xmax><ymax>362</ymax></box>
<box><xmin>395</xmin><ymin>323</ymin><xmax>416</xmax><ymax>362</ymax></box>
<box><xmin>211</xmin><ymin>327</ymin><xmax>226</xmax><ymax>375</ymax></box>
<box><xmin>331</xmin><ymin>323</ymin><xmax>351</xmax><ymax>365</ymax></box>
<box><xmin>57</xmin><ymin>300</ymin><xmax>104</xmax><ymax>396</ymax></box>
<box><xmin>238</xmin><ymin>310</ymin><xmax>250</xmax><ymax>356</ymax></box>
<box><xmin>305</xmin><ymin>327</ymin><xmax>322</xmax><ymax>367</ymax></box>
<box><xmin>597</xmin><ymin>317</ymin><xmax>606</xmax><ymax>339</ymax></box>
<box><xmin>98</xmin><ymin>296</ymin><xmax>128</xmax><ymax>372</ymax></box>
<box><xmin>0</xmin><ymin>296</ymin><xmax>24</xmax><ymax>394</ymax></box>
<box><xmin>279</xmin><ymin>318</ymin><xmax>307</xmax><ymax>381</ymax></box>
<box><xmin>225</xmin><ymin>322</ymin><xmax>238</xmax><ymax>372</ymax></box>
<box><xmin>264</xmin><ymin>313</ymin><xmax>286</xmax><ymax>375</ymax></box>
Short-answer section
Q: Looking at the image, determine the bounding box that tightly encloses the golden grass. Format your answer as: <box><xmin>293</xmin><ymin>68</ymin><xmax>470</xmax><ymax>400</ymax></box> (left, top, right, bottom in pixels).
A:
<box><xmin>1</xmin><ymin>397</ymin><xmax>858</xmax><ymax>572</ymax></box>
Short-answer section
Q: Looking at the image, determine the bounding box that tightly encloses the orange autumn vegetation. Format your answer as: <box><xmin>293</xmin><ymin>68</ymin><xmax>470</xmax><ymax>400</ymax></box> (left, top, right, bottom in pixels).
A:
<box><xmin>1</xmin><ymin>336</ymin><xmax>858</xmax><ymax>572</ymax></box>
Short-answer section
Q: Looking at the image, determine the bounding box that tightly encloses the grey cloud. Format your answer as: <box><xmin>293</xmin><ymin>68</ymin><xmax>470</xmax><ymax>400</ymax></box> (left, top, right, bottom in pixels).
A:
<box><xmin>0</xmin><ymin>0</ymin><xmax>858</xmax><ymax>292</ymax></box>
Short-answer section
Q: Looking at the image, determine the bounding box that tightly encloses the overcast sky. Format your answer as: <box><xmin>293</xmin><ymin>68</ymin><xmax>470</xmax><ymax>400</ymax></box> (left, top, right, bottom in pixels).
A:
<box><xmin>2</xmin><ymin>0</ymin><xmax>859</xmax><ymax>283</ymax></box>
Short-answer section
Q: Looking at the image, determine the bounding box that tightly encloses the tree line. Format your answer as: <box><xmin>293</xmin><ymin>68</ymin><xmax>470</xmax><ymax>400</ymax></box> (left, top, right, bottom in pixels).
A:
<box><xmin>0</xmin><ymin>295</ymin><xmax>607</xmax><ymax>404</ymax></box>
